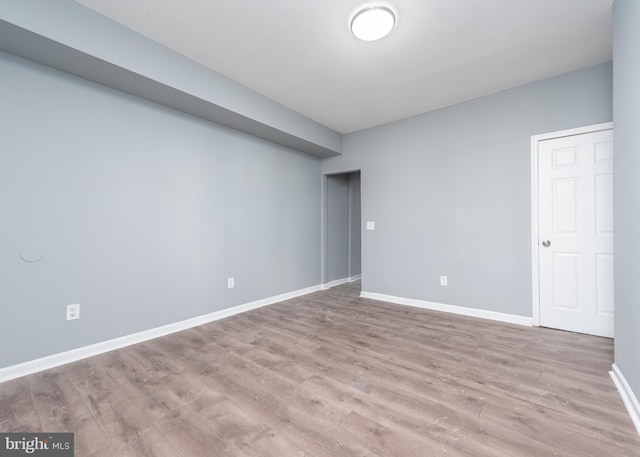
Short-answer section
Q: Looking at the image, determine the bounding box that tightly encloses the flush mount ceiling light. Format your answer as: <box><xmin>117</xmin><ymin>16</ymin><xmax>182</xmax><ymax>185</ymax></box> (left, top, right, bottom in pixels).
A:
<box><xmin>351</xmin><ymin>6</ymin><xmax>396</xmax><ymax>41</ymax></box>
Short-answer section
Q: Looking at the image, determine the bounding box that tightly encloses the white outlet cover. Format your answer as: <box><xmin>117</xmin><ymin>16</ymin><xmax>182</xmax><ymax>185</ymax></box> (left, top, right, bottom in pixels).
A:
<box><xmin>66</xmin><ymin>304</ymin><xmax>80</xmax><ymax>320</ymax></box>
<box><xmin>366</xmin><ymin>221</ymin><xmax>375</xmax><ymax>231</ymax></box>
<box><xmin>440</xmin><ymin>276</ymin><xmax>448</xmax><ymax>286</ymax></box>
<box><xmin>227</xmin><ymin>277</ymin><xmax>235</xmax><ymax>288</ymax></box>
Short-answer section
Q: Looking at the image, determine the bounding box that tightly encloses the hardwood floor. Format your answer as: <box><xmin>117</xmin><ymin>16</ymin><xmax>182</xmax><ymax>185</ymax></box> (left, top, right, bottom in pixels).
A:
<box><xmin>1</xmin><ymin>282</ymin><xmax>639</xmax><ymax>456</ymax></box>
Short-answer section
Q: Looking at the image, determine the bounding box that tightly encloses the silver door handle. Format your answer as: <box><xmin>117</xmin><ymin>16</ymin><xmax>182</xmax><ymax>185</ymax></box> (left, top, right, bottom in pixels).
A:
<box><xmin>542</xmin><ymin>240</ymin><xmax>551</xmax><ymax>247</ymax></box>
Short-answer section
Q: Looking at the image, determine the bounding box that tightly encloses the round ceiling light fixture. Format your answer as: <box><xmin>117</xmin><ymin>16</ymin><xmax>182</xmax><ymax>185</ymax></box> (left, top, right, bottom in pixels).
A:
<box><xmin>350</xmin><ymin>6</ymin><xmax>396</xmax><ymax>41</ymax></box>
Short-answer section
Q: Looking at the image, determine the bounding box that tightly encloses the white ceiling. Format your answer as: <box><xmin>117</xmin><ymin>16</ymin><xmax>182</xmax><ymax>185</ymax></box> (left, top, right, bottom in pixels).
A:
<box><xmin>74</xmin><ymin>0</ymin><xmax>613</xmax><ymax>134</ymax></box>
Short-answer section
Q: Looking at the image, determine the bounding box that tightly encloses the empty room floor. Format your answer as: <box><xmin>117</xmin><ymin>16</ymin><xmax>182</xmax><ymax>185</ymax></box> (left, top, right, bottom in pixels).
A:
<box><xmin>1</xmin><ymin>282</ymin><xmax>639</xmax><ymax>456</ymax></box>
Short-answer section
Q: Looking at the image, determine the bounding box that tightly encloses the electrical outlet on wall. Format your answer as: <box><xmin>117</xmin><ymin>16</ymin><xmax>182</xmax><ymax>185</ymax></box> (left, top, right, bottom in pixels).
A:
<box><xmin>440</xmin><ymin>276</ymin><xmax>448</xmax><ymax>286</ymax></box>
<box><xmin>227</xmin><ymin>277</ymin><xmax>235</xmax><ymax>289</ymax></box>
<box><xmin>66</xmin><ymin>304</ymin><xmax>80</xmax><ymax>320</ymax></box>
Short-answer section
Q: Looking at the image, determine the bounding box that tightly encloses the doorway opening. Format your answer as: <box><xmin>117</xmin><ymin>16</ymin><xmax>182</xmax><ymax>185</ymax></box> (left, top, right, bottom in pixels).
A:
<box><xmin>323</xmin><ymin>171</ymin><xmax>361</xmax><ymax>291</ymax></box>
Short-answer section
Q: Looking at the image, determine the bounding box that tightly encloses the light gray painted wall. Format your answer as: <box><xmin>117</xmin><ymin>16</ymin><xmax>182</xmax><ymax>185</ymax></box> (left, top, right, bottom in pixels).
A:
<box><xmin>0</xmin><ymin>51</ymin><xmax>321</xmax><ymax>369</ymax></box>
<box><xmin>326</xmin><ymin>175</ymin><xmax>350</xmax><ymax>282</ymax></box>
<box><xmin>0</xmin><ymin>0</ymin><xmax>342</xmax><ymax>156</ymax></box>
<box><xmin>613</xmin><ymin>0</ymin><xmax>640</xmax><ymax>402</ymax></box>
<box><xmin>322</xmin><ymin>63</ymin><xmax>613</xmax><ymax>317</ymax></box>
<box><xmin>349</xmin><ymin>172</ymin><xmax>362</xmax><ymax>277</ymax></box>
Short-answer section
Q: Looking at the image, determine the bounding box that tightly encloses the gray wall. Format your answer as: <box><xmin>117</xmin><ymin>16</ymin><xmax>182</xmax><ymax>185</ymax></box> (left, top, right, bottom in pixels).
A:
<box><xmin>613</xmin><ymin>0</ymin><xmax>640</xmax><ymax>403</ymax></box>
<box><xmin>0</xmin><ymin>51</ymin><xmax>321</xmax><ymax>368</ymax></box>
<box><xmin>0</xmin><ymin>0</ymin><xmax>342</xmax><ymax>156</ymax></box>
<box><xmin>326</xmin><ymin>174</ymin><xmax>350</xmax><ymax>282</ymax></box>
<box><xmin>322</xmin><ymin>63</ymin><xmax>613</xmax><ymax>317</ymax></box>
<box><xmin>349</xmin><ymin>172</ymin><xmax>362</xmax><ymax>277</ymax></box>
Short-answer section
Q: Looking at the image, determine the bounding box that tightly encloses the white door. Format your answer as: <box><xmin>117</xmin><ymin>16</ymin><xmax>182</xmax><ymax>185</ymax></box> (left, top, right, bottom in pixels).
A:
<box><xmin>537</xmin><ymin>128</ymin><xmax>614</xmax><ymax>337</ymax></box>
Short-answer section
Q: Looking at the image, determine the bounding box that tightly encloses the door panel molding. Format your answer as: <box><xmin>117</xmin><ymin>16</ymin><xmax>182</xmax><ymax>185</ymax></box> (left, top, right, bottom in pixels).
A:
<box><xmin>530</xmin><ymin>122</ymin><xmax>613</xmax><ymax>328</ymax></box>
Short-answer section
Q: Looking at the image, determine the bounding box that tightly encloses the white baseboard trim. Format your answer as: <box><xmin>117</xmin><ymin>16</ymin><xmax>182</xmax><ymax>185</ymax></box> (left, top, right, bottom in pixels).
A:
<box><xmin>359</xmin><ymin>291</ymin><xmax>534</xmax><ymax>327</ymax></box>
<box><xmin>349</xmin><ymin>274</ymin><xmax>362</xmax><ymax>282</ymax></box>
<box><xmin>610</xmin><ymin>363</ymin><xmax>640</xmax><ymax>436</ymax></box>
<box><xmin>0</xmin><ymin>284</ymin><xmax>322</xmax><ymax>384</ymax></box>
<box><xmin>322</xmin><ymin>277</ymin><xmax>351</xmax><ymax>290</ymax></box>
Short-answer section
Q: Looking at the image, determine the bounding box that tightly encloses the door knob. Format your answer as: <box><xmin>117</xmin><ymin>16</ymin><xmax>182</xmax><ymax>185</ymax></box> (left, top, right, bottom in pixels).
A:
<box><xmin>542</xmin><ymin>240</ymin><xmax>551</xmax><ymax>247</ymax></box>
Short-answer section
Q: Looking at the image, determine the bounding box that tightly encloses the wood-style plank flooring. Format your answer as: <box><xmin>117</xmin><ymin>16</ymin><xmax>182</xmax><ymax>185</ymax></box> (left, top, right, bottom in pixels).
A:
<box><xmin>1</xmin><ymin>282</ymin><xmax>639</xmax><ymax>456</ymax></box>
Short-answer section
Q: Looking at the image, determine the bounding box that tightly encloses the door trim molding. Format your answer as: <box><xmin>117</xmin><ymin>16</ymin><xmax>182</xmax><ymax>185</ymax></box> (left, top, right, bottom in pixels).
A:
<box><xmin>530</xmin><ymin>122</ymin><xmax>613</xmax><ymax>327</ymax></box>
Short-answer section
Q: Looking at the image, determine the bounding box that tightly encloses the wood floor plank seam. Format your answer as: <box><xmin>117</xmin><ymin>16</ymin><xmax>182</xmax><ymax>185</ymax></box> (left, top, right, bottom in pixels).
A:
<box><xmin>1</xmin><ymin>281</ymin><xmax>639</xmax><ymax>456</ymax></box>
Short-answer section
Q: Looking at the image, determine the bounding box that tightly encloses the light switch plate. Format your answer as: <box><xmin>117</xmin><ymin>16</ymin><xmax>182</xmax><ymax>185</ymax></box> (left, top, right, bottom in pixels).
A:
<box><xmin>366</xmin><ymin>221</ymin><xmax>375</xmax><ymax>231</ymax></box>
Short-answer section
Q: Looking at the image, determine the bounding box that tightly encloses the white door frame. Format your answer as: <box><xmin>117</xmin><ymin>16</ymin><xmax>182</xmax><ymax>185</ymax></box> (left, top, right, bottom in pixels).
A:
<box><xmin>530</xmin><ymin>122</ymin><xmax>613</xmax><ymax>326</ymax></box>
